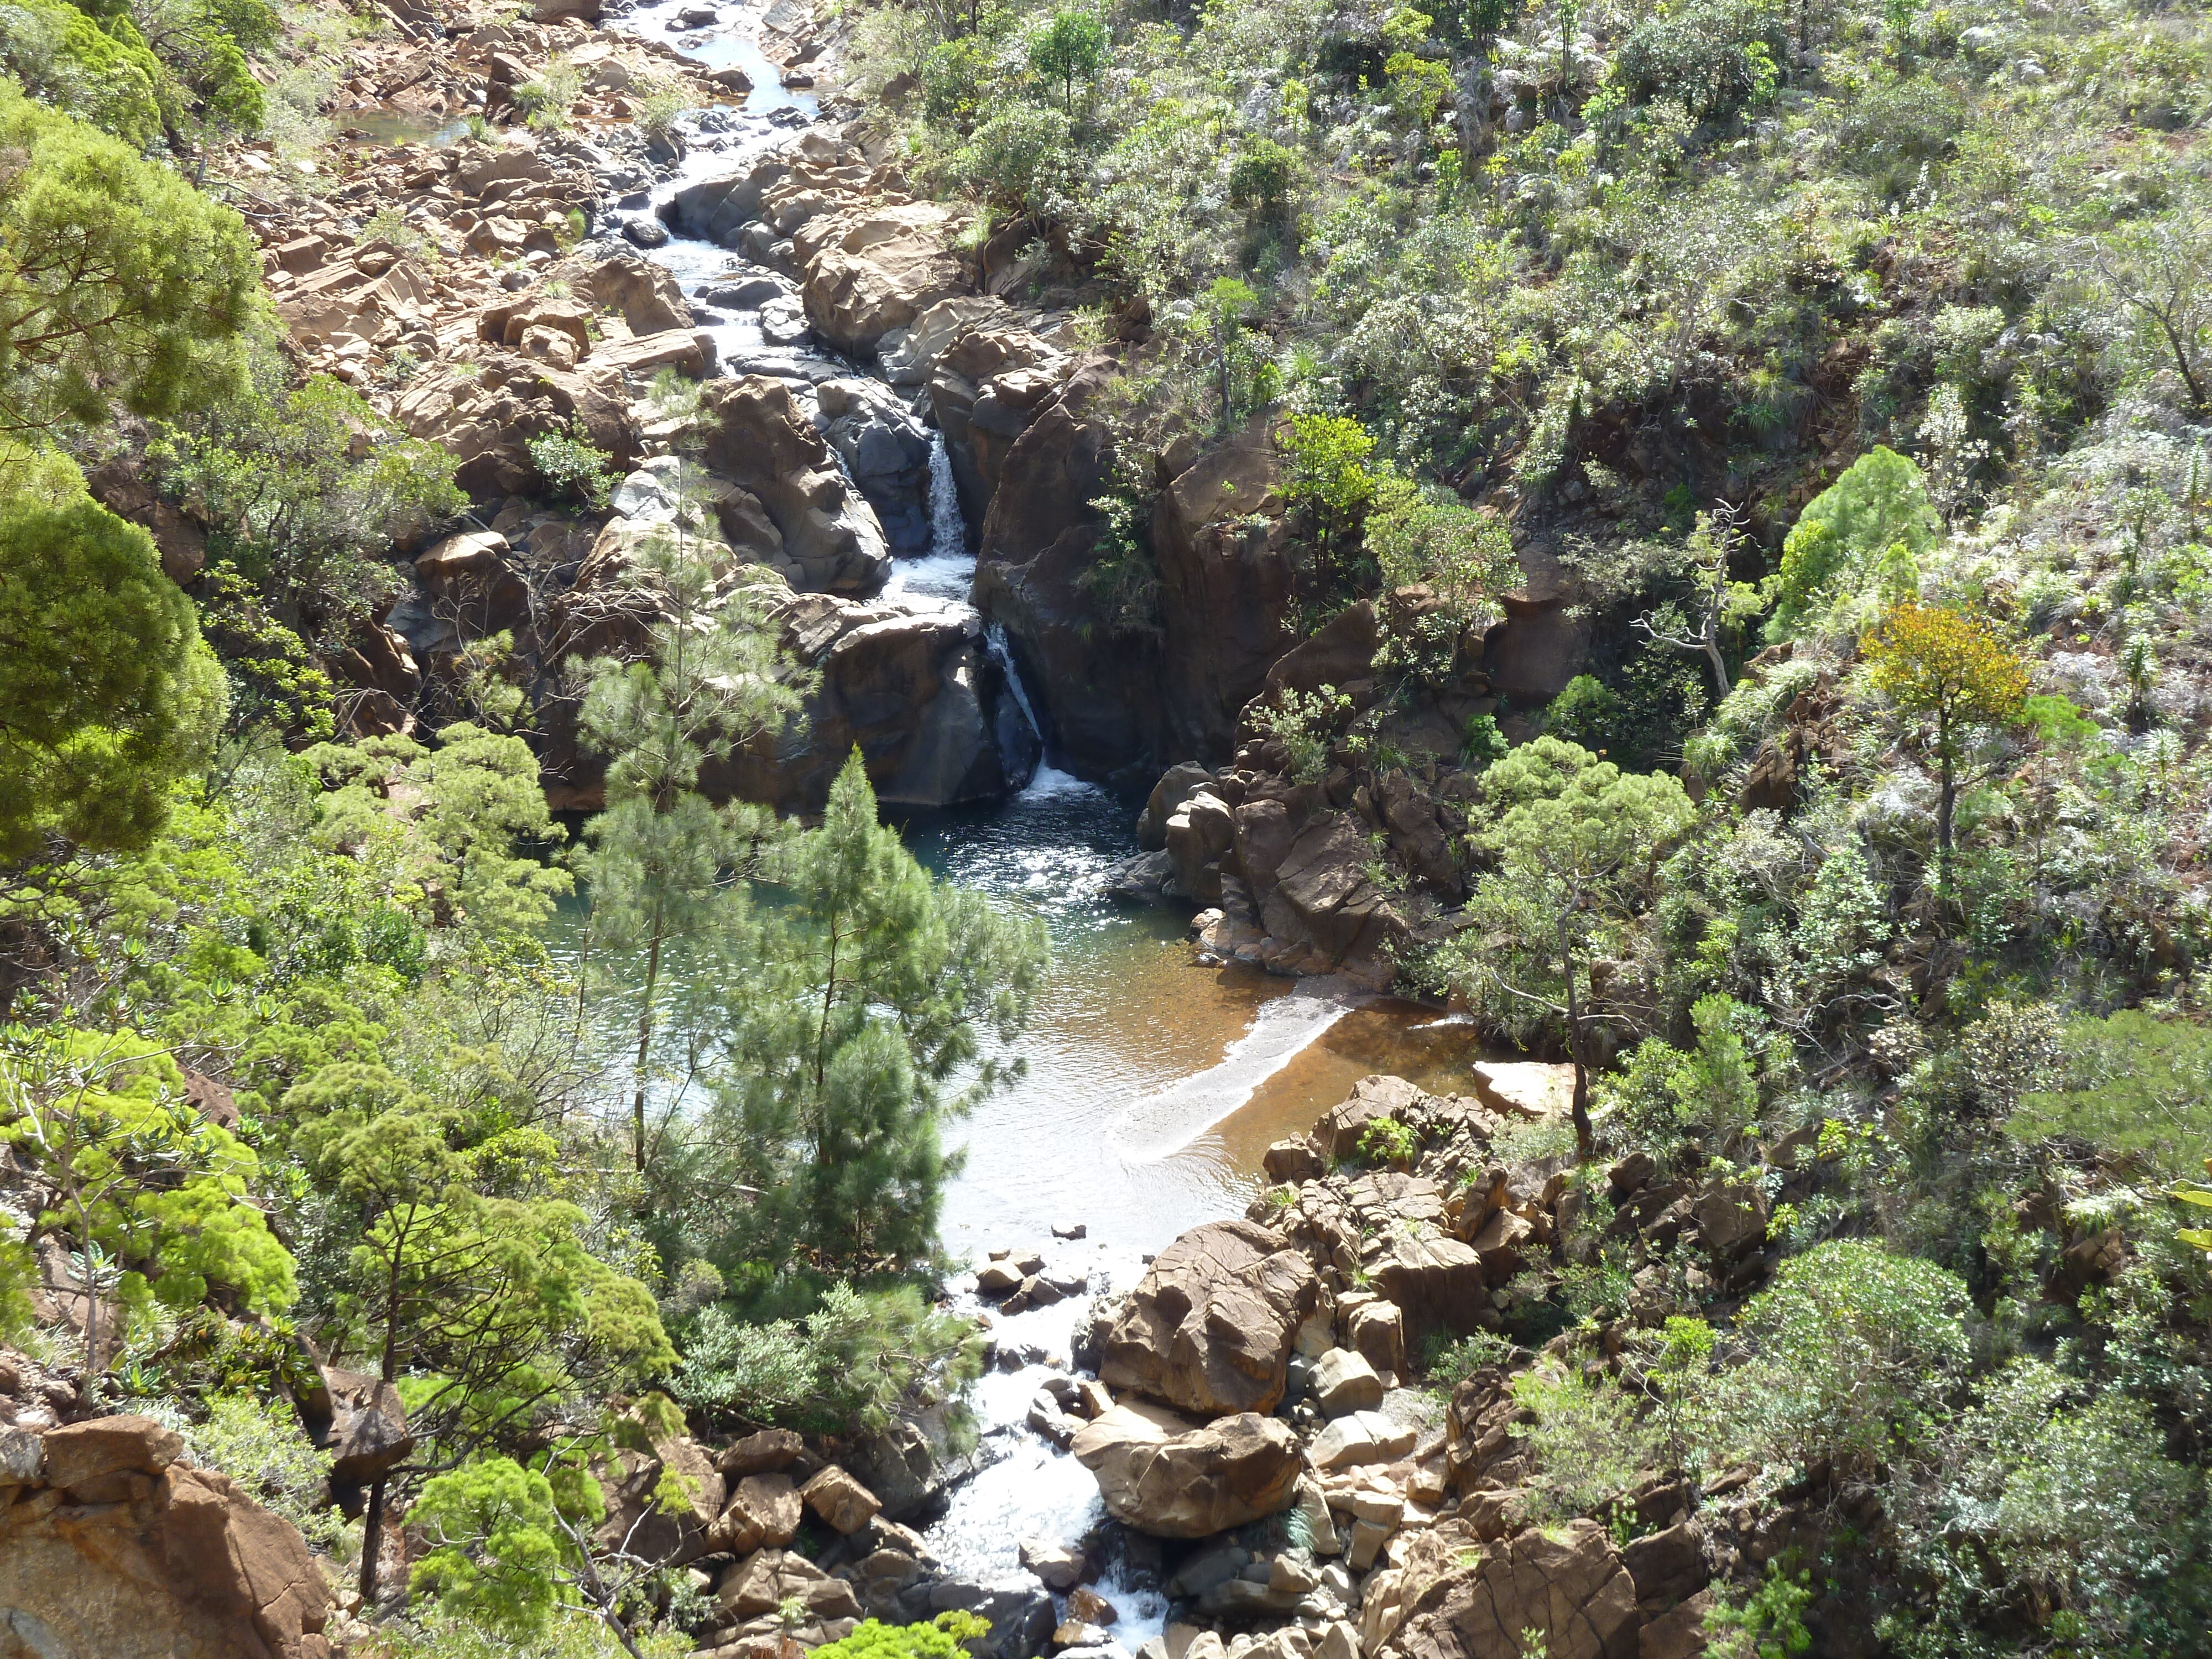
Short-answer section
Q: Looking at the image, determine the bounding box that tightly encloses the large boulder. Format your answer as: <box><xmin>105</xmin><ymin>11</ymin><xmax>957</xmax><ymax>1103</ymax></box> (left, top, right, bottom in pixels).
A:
<box><xmin>1097</xmin><ymin>1219</ymin><xmax>1318</xmax><ymax>1417</ymax></box>
<box><xmin>660</xmin><ymin>158</ymin><xmax>795</xmax><ymax>247</ymax></box>
<box><xmin>317</xmin><ymin>1367</ymin><xmax>414</xmax><ymax>1512</ymax></box>
<box><xmin>1388</xmin><ymin>1519</ymin><xmax>1640</xmax><ymax>1659</ymax></box>
<box><xmin>795</xmin><ymin>201</ymin><xmax>972</xmax><ymax>356</ymax></box>
<box><xmin>0</xmin><ymin>1417</ymin><xmax>331</xmax><ymax>1658</ymax></box>
<box><xmin>1233</xmin><ymin>801</ymin><xmax>1410</xmax><ymax>986</ymax></box>
<box><xmin>700</xmin><ymin>376</ymin><xmax>891</xmax><ymax>593</ymax></box>
<box><xmin>1151</xmin><ymin>414</ymin><xmax>1295</xmax><ymax>762</ymax></box>
<box><xmin>929</xmin><ymin>323</ymin><xmax>1067</xmax><ymax>531</ymax></box>
<box><xmin>1266</xmin><ymin>602</ymin><xmax>1379</xmax><ymax>702</ymax></box>
<box><xmin>1367</xmin><ymin>1222</ymin><xmax>1489</xmax><ymax>1353</ymax></box>
<box><xmin>1481</xmin><ymin>589</ymin><xmax>1590</xmax><ymax>709</ymax></box>
<box><xmin>1070</xmin><ymin>1401</ymin><xmax>1301</xmax><ymax>1540</ymax></box>
<box><xmin>817</xmin><ymin>378</ymin><xmax>933</xmax><ymax>556</ymax></box>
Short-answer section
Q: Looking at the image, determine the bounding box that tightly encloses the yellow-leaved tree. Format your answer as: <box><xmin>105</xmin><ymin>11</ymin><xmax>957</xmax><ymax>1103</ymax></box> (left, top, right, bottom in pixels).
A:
<box><xmin>1860</xmin><ymin>601</ymin><xmax>2031</xmax><ymax>890</ymax></box>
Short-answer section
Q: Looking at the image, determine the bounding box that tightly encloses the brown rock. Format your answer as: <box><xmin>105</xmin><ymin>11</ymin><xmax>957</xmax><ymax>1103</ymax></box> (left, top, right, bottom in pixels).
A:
<box><xmin>1266</xmin><ymin>601</ymin><xmax>1378</xmax><ymax>703</ymax></box>
<box><xmin>801</xmin><ymin>1465</ymin><xmax>881</xmax><ymax>1533</ymax></box>
<box><xmin>1097</xmin><ymin>1219</ymin><xmax>1319</xmax><ymax>1417</ymax></box>
<box><xmin>700</xmin><ymin>376</ymin><xmax>890</xmax><ymax>593</ymax></box>
<box><xmin>1262</xmin><ymin>1138</ymin><xmax>1322</xmax><ymax>1185</ymax></box>
<box><xmin>797</xmin><ymin>201</ymin><xmax>971</xmax><ymax>355</ymax></box>
<box><xmin>1621</xmin><ymin>1521</ymin><xmax>1709</xmax><ymax>1613</ymax></box>
<box><xmin>1482</xmin><ymin>589</ymin><xmax>1592</xmax><ymax>708</ymax></box>
<box><xmin>1249</xmin><ymin>811</ymin><xmax>1409</xmax><ymax>986</ymax></box>
<box><xmin>713</xmin><ymin>1471</ymin><xmax>803</xmax><ymax>1553</ymax></box>
<box><xmin>973</xmin><ymin>354</ymin><xmax>1160</xmax><ymax>776</ymax></box>
<box><xmin>1311</xmin><ymin>1075</ymin><xmax>1426</xmax><ymax>1161</ymax></box>
<box><xmin>1393</xmin><ymin>1518</ymin><xmax>1640</xmax><ymax>1659</ymax></box>
<box><xmin>1637</xmin><ymin>1588</ymin><xmax>1712</xmax><ymax>1659</ymax></box>
<box><xmin>1469</xmin><ymin>1060</ymin><xmax>1574</xmax><ymax>1120</ymax></box>
<box><xmin>1070</xmin><ymin>1400</ymin><xmax>1302</xmax><ymax>1539</ymax></box>
<box><xmin>39</xmin><ymin>1415</ymin><xmax>181</xmax><ymax>1491</ymax></box>
<box><xmin>1151</xmin><ymin>412</ymin><xmax>1294</xmax><ymax>758</ymax></box>
<box><xmin>0</xmin><ymin>1431</ymin><xmax>329</xmax><ymax>1659</ymax></box>
<box><xmin>717</xmin><ymin>1428</ymin><xmax>805</xmax><ymax>1477</ymax></box>
<box><xmin>320</xmin><ymin>1369</ymin><xmax>414</xmax><ymax>1504</ymax></box>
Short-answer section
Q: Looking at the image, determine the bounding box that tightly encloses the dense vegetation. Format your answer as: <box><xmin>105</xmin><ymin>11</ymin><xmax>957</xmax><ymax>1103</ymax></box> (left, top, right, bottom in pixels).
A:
<box><xmin>839</xmin><ymin>0</ymin><xmax>2212</xmax><ymax>1646</ymax></box>
<box><xmin>6</xmin><ymin>0</ymin><xmax>2212</xmax><ymax>1644</ymax></box>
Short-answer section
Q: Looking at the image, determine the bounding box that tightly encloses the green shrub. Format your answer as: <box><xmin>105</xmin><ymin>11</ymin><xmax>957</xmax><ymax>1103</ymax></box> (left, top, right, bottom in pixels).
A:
<box><xmin>2011</xmin><ymin>1011</ymin><xmax>2212</xmax><ymax>1185</ymax></box>
<box><xmin>1709</xmin><ymin>1239</ymin><xmax>1970</xmax><ymax>1478</ymax></box>
<box><xmin>1761</xmin><ymin>447</ymin><xmax>1940</xmax><ymax>641</ymax></box>
<box><xmin>675</xmin><ymin>1281</ymin><xmax>984</xmax><ymax>1436</ymax></box>
<box><xmin>1425</xmin><ymin>1328</ymin><xmax>1516</xmax><ymax>1387</ymax></box>
<box><xmin>1886</xmin><ymin>1359</ymin><xmax>2209</xmax><ymax>1659</ymax></box>
<box><xmin>1703</xmin><ymin>1560</ymin><xmax>1813</xmax><ymax>1659</ymax></box>
<box><xmin>1026</xmin><ymin>9</ymin><xmax>1105</xmax><ymax>111</ymax></box>
<box><xmin>1510</xmin><ymin>1364</ymin><xmax>1660</xmax><ymax>1522</ymax></box>
<box><xmin>1358</xmin><ymin>1114</ymin><xmax>1418</xmax><ymax>1167</ymax></box>
<box><xmin>527</xmin><ymin>426</ymin><xmax>617</xmax><ymax>508</ymax></box>
<box><xmin>1545</xmin><ymin>674</ymin><xmax>1623</xmax><ymax>750</ymax></box>
<box><xmin>1228</xmin><ymin>137</ymin><xmax>1299</xmax><ymax>227</ymax></box>
<box><xmin>814</xmin><ymin>1613</ymin><xmax>993</xmax><ymax>1659</ymax></box>
<box><xmin>1615</xmin><ymin>0</ymin><xmax>1785</xmax><ymax>121</ymax></box>
<box><xmin>408</xmin><ymin>1457</ymin><xmax>564</xmax><ymax>1640</ymax></box>
<box><xmin>1251</xmin><ymin>684</ymin><xmax>1352</xmax><ymax>784</ymax></box>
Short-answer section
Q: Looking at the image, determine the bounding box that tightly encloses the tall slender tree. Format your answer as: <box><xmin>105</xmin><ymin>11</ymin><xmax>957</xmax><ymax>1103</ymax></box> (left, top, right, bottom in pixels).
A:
<box><xmin>576</xmin><ymin>425</ymin><xmax>812</xmax><ymax>1171</ymax></box>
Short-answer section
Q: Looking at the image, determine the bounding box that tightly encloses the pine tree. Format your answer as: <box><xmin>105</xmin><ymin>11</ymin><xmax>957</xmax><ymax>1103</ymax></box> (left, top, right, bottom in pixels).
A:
<box><xmin>576</xmin><ymin>463</ymin><xmax>812</xmax><ymax>1172</ymax></box>
<box><xmin>710</xmin><ymin>752</ymin><xmax>1045</xmax><ymax>1282</ymax></box>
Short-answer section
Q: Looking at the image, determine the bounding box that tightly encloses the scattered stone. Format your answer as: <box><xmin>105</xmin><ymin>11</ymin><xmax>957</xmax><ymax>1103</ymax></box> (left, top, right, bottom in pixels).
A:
<box><xmin>1067</xmin><ymin>1586</ymin><xmax>1118</xmax><ymax>1626</ymax></box>
<box><xmin>1310</xmin><ymin>1409</ymin><xmax>1418</xmax><ymax>1472</ymax></box>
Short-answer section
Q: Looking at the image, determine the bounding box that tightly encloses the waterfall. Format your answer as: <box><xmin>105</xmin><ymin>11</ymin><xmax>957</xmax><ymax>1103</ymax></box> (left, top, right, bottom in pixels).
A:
<box><xmin>930</xmin><ymin>429</ymin><xmax>966</xmax><ymax>559</ymax></box>
<box><xmin>985</xmin><ymin>622</ymin><xmax>1044</xmax><ymax>744</ymax></box>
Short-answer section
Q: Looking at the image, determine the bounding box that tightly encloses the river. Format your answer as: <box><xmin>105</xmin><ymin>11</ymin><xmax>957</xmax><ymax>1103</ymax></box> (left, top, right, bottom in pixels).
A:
<box><xmin>588</xmin><ymin>1</ymin><xmax>1496</xmax><ymax>1633</ymax></box>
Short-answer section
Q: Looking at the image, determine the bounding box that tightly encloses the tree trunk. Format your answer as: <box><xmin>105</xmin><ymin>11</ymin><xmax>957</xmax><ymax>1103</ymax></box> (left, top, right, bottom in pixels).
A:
<box><xmin>631</xmin><ymin>921</ymin><xmax>665</xmax><ymax>1172</ymax></box>
<box><xmin>359</xmin><ymin>1474</ymin><xmax>387</xmax><ymax>1603</ymax></box>
<box><xmin>1937</xmin><ymin>752</ymin><xmax>1955</xmax><ymax>893</ymax></box>
<box><xmin>1558</xmin><ymin>913</ymin><xmax>1595</xmax><ymax>1163</ymax></box>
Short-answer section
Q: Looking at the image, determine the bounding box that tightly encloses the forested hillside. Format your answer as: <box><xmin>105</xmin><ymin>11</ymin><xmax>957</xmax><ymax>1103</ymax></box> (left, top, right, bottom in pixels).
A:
<box><xmin>2</xmin><ymin>0</ymin><xmax>2211</xmax><ymax>1647</ymax></box>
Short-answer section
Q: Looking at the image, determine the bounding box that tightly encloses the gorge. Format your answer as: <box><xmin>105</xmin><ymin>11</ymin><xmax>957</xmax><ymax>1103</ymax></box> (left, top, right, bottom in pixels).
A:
<box><xmin>5</xmin><ymin>0</ymin><xmax>2212</xmax><ymax>1650</ymax></box>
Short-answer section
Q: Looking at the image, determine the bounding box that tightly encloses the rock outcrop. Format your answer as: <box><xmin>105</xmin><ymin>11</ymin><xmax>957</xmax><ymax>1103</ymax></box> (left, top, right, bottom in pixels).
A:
<box><xmin>1095</xmin><ymin>1219</ymin><xmax>1319</xmax><ymax>1417</ymax></box>
<box><xmin>718</xmin><ymin>585</ymin><xmax>1040</xmax><ymax>811</ymax></box>
<box><xmin>1387</xmin><ymin>1520</ymin><xmax>1640</xmax><ymax>1659</ymax></box>
<box><xmin>1151</xmin><ymin>413</ymin><xmax>1296</xmax><ymax>760</ymax></box>
<box><xmin>0</xmin><ymin>1415</ymin><xmax>332</xmax><ymax>1659</ymax></box>
<box><xmin>974</xmin><ymin>354</ymin><xmax>1163</xmax><ymax>777</ymax></box>
<box><xmin>1070</xmin><ymin>1401</ymin><xmax>1302</xmax><ymax>1539</ymax></box>
<box><xmin>796</xmin><ymin>201</ymin><xmax>972</xmax><ymax>357</ymax></box>
<box><xmin>700</xmin><ymin>376</ymin><xmax>891</xmax><ymax>594</ymax></box>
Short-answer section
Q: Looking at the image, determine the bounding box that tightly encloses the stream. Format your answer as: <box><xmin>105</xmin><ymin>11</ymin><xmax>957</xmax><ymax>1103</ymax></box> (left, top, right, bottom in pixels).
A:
<box><xmin>587</xmin><ymin>1</ymin><xmax>1502</xmax><ymax>1635</ymax></box>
